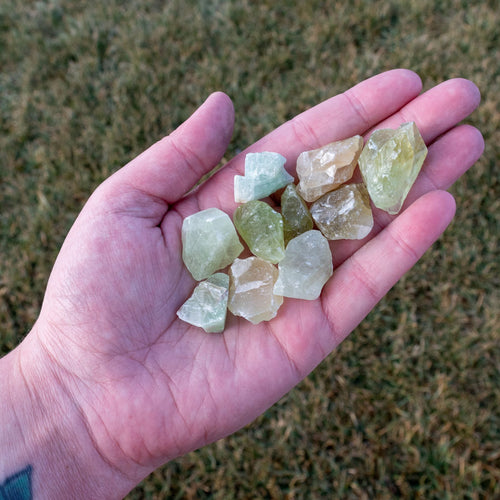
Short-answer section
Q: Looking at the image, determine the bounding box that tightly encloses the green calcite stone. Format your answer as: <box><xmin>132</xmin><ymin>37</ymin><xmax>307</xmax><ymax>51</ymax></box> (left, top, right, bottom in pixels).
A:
<box><xmin>228</xmin><ymin>257</ymin><xmax>283</xmax><ymax>324</ymax></box>
<box><xmin>274</xmin><ymin>230</ymin><xmax>333</xmax><ymax>300</ymax></box>
<box><xmin>206</xmin><ymin>273</ymin><xmax>230</xmax><ymax>288</ymax></box>
<box><xmin>176</xmin><ymin>273</ymin><xmax>229</xmax><ymax>333</ymax></box>
<box><xmin>233</xmin><ymin>200</ymin><xmax>285</xmax><ymax>264</ymax></box>
<box><xmin>281</xmin><ymin>184</ymin><xmax>314</xmax><ymax>245</ymax></box>
<box><xmin>310</xmin><ymin>183</ymin><xmax>374</xmax><ymax>240</ymax></box>
<box><xmin>296</xmin><ymin>135</ymin><xmax>363</xmax><ymax>202</ymax></box>
<box><xmin>234</xmin><ymin>152</ymin><xmax>294</xmax><ymax>203</ymax></box>
<box><xmin>182</xmin><ymin>208</ymin><xmax>243</xmax><ymax>281</ymax></box>
<box><xmin>358</xmin><ymin>122</ymin><xmax>428</xmax><ymax>214</ymax></box>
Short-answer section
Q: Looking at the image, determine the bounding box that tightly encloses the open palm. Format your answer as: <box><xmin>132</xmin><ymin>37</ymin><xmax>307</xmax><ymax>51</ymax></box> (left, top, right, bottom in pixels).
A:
<box><xmin>26</xmin><ymin>70</ymin><xmax>483</xmax><ymax>490</ymax></box>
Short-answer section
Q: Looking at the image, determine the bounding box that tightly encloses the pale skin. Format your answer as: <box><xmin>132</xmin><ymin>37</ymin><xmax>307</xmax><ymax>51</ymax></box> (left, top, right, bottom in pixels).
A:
<box><xmin>0</xmin><ymin>69</ymin><xmax>484</xmax><ymax>498</ymax></box>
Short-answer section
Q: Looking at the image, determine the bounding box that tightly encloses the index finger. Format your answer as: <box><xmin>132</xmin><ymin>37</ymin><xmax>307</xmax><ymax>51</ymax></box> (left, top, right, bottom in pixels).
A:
<box><xmin>178</xmin><ymin>69</ymin><xmax>423</xmax><ymax>216</ymax></box>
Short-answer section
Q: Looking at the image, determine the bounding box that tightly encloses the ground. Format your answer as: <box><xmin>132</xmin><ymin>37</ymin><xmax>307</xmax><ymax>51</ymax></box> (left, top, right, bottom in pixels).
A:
<box><xmin>0</xmin><ymin>1</ymin><xmax>498</xmax><ymax>498</ymax></box>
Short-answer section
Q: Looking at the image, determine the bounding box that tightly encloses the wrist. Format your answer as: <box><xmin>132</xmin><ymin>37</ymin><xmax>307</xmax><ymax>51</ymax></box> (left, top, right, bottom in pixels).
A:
<box><xmin>0</xmin><ymin>326</ymin><xmax>136</xmax><ymax>499</ymax></box>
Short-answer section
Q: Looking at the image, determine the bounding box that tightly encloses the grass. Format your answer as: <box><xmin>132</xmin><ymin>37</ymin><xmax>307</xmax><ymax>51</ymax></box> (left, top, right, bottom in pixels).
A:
<box><xmin>1</xmin><ymin>0</ymin><xmax>498</xmax><ymax>498</ymax></box>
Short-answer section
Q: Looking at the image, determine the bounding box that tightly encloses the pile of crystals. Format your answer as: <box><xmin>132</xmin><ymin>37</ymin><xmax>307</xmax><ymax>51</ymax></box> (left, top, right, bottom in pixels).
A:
<box><xmin>177</xmin><ymin>122</ymin><xmax>427</xmax><ymax>332</ymax></box>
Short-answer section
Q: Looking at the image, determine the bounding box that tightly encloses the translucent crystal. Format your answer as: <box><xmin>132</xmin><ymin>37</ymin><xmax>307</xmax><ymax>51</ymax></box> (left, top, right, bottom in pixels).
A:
<box><xmin>228</xmin><ymin>257</ymin><xmax>283</xmax><ymax>324</ymax></box>
<box><xmin>182</xmin><ymin>208</ymin><xmax>243</xmax><ymax>281</ymax></box>
<box><xmin>280</xmin><ymin>184</ymin><xmax>314</xmax><ymax>245</ymax></box>
<box><xmin>206</xmin><ymin>273</ymin><xmax>229</xmax><ymax>288</ymax></box>
<box><xmin>233</xmin><ymin>200</ymin><xmax>285</xmax><ymax>264</ymax></box>
<box><xmin>296</xmin><ymin>135</ymin><xmax>363</xmax><ymax>202</ymax></box>
<box><xmin>234</xmin><ymin>152</ymin><xmax>294</xmax><ymax>203</ymax></box>
<box><xmin>176</xmin><ymin>273</ymin><xmax>229</xmax><ymax>333</ymax></box>
<box><xmin>274</xmin><ymin>230</ymin><xmax>333</xmax><ymax>300</ymax></box>
<box><xmin>310</xmin><ymin>183</ymin><xmax>373</xmax><ymax>240</ymax></box>
<box><xmin>358</xmin><ymin>122</ymin><xmax>428</xmax><ymax>214</ymax></box>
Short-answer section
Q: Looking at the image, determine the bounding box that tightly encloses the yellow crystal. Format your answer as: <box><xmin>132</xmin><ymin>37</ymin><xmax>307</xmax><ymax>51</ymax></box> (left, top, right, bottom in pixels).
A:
<box><xmin>310</xmin><ymin>183</ymin><xmax>373</xmax><ymax>240</ymax></box>
<box><xmin>358</xmin><ymin>122</ymin><xmax>427</xmax><ymax>214</ymax></box>
<box><xmin>228</xmin><ymin>257</ymin><xmax>283</xmax><ymax>324</ymax></box>
<box><xmin>296</xmin><ymin>135</ymin><xmax>363</xmax><ymax>202</ymax></box>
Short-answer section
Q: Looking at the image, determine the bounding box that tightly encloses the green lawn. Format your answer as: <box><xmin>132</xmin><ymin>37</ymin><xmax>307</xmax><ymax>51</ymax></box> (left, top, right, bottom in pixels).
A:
<box><xmin>1</xmin><ymin>0</ymin><xmax>498</xmax><ymax>498</ymax></box>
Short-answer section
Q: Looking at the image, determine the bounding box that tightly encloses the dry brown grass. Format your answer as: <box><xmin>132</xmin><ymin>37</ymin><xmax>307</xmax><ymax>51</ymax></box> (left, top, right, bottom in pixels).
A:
<box><xmin>1</xmin><ymin>0</ymin><xmax>498</xmax><ymax>498</ymax></box>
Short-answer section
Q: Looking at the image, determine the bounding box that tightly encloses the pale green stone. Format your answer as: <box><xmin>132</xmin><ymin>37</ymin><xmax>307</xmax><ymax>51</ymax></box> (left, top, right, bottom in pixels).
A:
<box><xmin>182</xmin><ymin>208</ymin><xmax>243</xmax><ymax>281</ymax></box>
<box><xmin>206</xmin><ymin>273</ymin><xmax>230</xmax><ymax>288</ymax></box>
<box><xmin>228</xmin><ymin>257</ymin><xmax>283</xmax><ymax>324</ymax></box>
<box><xmin>176</xmin><ymin>273</ymin><xmax>229</xmax><ymax>333</ymax></box>
<box><xmin>274</xmin><ymin>230</ymin><xmax>333</xmax><ymax>300</ymax></box>
<box><xmin>310</xmin><ymin>183</ymin><xmax>373</xmax><ymax>240</ymax></box>
<box><xmin>296</xmin><ymin>135</ymin><xmax>363</xmax><ymax>202</ymax></box>
<box><xmin>281</xmin><ymin>184</ymin><xmax>314</xmax><ymax>245</ymax></box>
<box><xmin>234</xmin><ymin>152</ymin><xmax>294</xmax><ymax>203</ymax></box>
<box><xmin>358</xmin><ymin>122</ymin><xmax>428</xmax><ymax>214</ymax></box>
<box><xmin>233</xmin><ymin>200</ymin><xmax>285</xmax><ymax>264</ymax></box>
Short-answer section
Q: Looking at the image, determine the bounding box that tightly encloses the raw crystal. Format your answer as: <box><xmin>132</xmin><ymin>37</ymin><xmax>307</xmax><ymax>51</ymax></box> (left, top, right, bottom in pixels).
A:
<box><xmin>228</xmin><ymin>257</ymin><xmax>283</xmax><ymax>324</ymax></box>
<box><xmin>310</xmin><ymin>183</ymin><xmax>373</xmax><ymax>240</ymax></box>
<box><xmin>176</xmin><ymin>273</ymin><xmax>229</xmax><ymax>333</ymax></box>
<box><xmin>233</xmin><ymin>201</ymin><xmax>285</xmax><ymax>263</ymax></box>
<box><xmin>274</xmin><ymin>230</ymin><xmax>333</xmax><ymax>300</ymax></box>
<box><xmin>205</xmin><ymin>272</ymin><xmax>229</xmax><ymax>288</ymax></box>
<box><xmin>182</xmin><ymin>208</ymin><xmax>243</xmax><ymax>281</ymax></box>
<box><xmin>280</xmin><ymin>184</ymin><xmax>314</xmax><ymax>245</ymax></box>
<box><xmin>234</xmin><ymin>152</ymin><xmax>294</xmax><ymax>203</ymax></box>
<box><xmin>296</xmin><ymin>135</ymin><xmax>364</xmax><ymax>202</ymax></box>
<box><xmin>358</xmin><ymin>122</ymin><xmax>428</xmax><ymax>214</ymax></box>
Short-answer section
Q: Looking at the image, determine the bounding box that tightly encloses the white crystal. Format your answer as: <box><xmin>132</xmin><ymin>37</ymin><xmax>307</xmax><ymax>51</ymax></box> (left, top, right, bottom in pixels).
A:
<box><xmin>176</xmin><ymin>273</ymin><xmax>230</xmax><ymax>333</ymax></box>
<box><xmin>234</xmin><ymin>152</ymin><xmax>294</xmax><ymax>203</ymax></box>
<box><xmin>274</xmin><ymin>230</ymin><xmax>333</xmax><ymax>300</ymax></box>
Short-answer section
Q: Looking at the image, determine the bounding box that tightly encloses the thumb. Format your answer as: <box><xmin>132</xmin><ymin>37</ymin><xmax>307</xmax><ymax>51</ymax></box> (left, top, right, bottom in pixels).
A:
<box><xmin>112</xmin><ymin>91</ymin><xmax>235</xmax><ymax>204</ymax></box>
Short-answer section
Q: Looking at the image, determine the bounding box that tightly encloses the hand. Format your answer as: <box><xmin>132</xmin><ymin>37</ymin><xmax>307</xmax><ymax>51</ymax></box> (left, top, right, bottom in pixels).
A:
<box><xmin>10</xmin><ymin>69</ymin><xmax>483</xmax><ymax>497</ymax></box>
